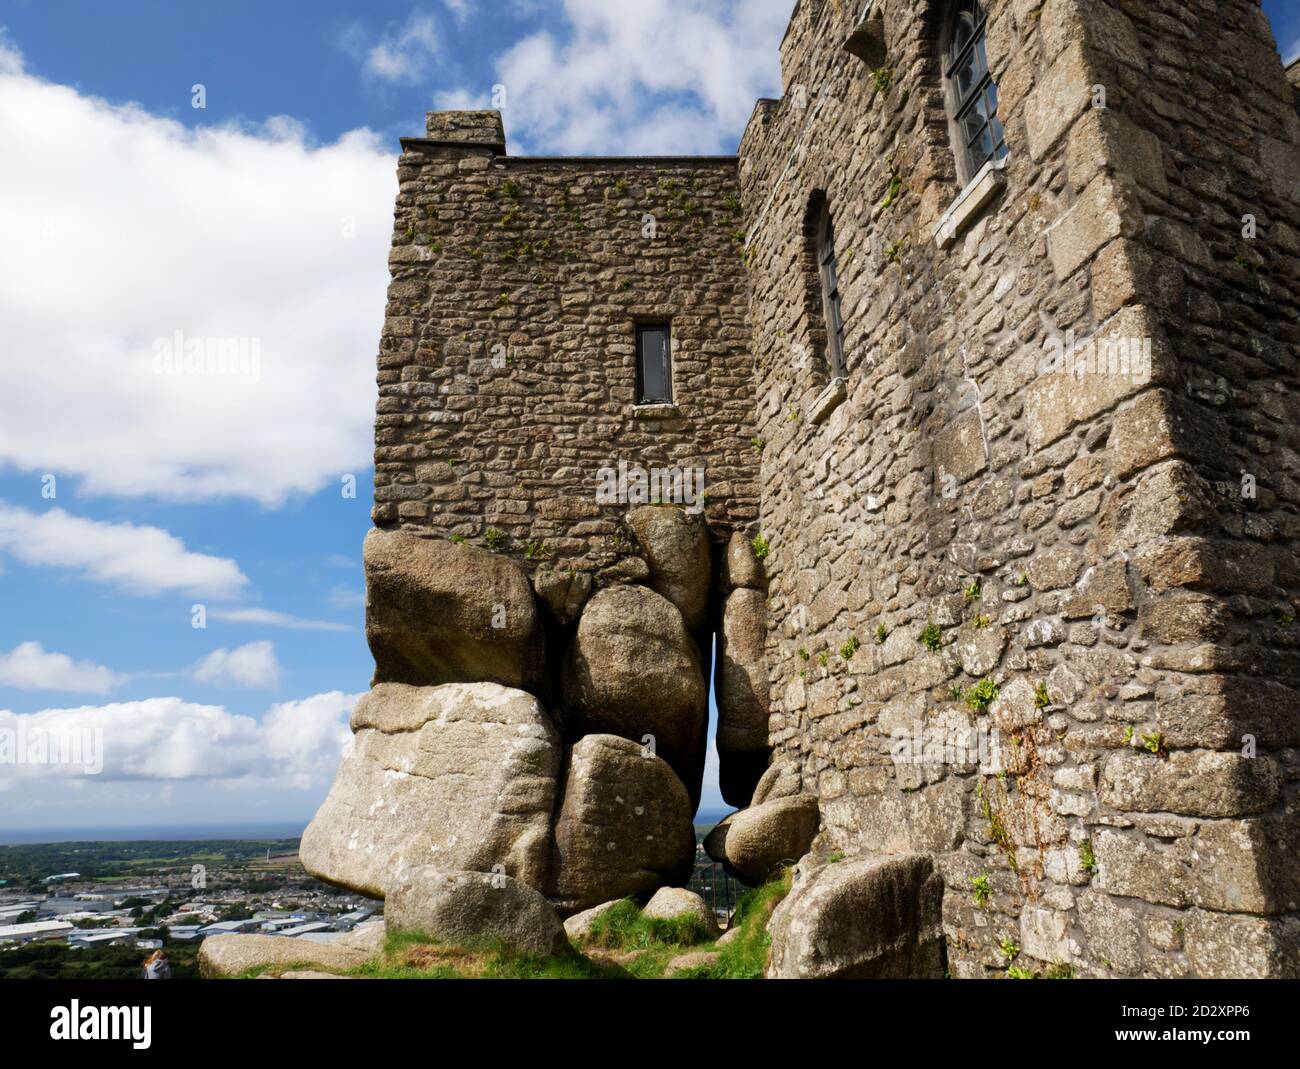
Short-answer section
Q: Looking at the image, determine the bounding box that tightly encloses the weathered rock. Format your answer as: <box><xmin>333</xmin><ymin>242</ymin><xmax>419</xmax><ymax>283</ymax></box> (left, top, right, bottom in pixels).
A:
<box><xmin>1100</xmin><ymin>750</ymin><xmax>1282</xmax><ymax>819</ymax></box>
<box><xmin>712</xmin><ymin>795</ymin><xmax>819</xmax><ymax>884</ymax></box>
<box><xmin>562</xmin><ymin>585</ymin><xmax>707</xmax><ymax>788</ymax></box>
<box><xmin>364</xmin><ymin>529</ymin><xmax>542</xmax><ymax>691</ymax></box>
<box><xmin>531</xmin><ymin>565</ymin><xmax>592</xmax><ymax>625</ymax></box>
<box><xmin>198</xmin><ymin>934</ymin><xmax>371</xmax><ymax>978</ymax></box>
<box><xmin>721</xmin><ymin>530</ymin><xmax>766</xmax><ymax>591</ymax></box>
<box><xmin>385</xmin><ymin>867</ymin><xmax>567</xmax><ymax>957</ymax></box>
<box><xmin>562</xmin><ymin>899</ymin><xmax>626</xmax><ymax>944</ymax></box>
<box><xmin>547</xmin><ymin>734</ymin><xmax>696</xmax><ymax>915</ymax></box>
<box><xmin>665</xmin><ymin>950</ymin><xmax>721</xmax><ymax>976</ymax></box>
<box><xmin>300</xmin><ymin>682</ymin><xmax>560</xmax><ymax>898</ymax></box>
<box><xmin>626</xmin><ymin>505</ymin><xmax>712</xmax><ymax>632</ymax></box>
<box><xmin>716</xmin><ymin>587</ymin><xmax>770</xmax><ymax>752</ymax></box>
<box><xmin>642</xmin><ymin>887</ymin><xmax>721</xmax><ymax>939</ymax></box>
<box><xmin>751</xmin><ymin>760</ymin><xmax>802</xmax><ymax>805</ymax></box>
<box><xmin>766</xmin><ymin>854</ymin><xmax>945</xmax><ymax>978</ymax></box>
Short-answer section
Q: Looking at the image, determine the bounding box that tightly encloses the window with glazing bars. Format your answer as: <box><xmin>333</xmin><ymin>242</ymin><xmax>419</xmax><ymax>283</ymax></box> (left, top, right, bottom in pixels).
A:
<box><xmin>635</xmin><ymin>324</ymin><xmax>673</xmax><ymax>404</ymax></box>
<box><xmin>945</xmin><ymin>0</ymin><xmax>1007</xmax><ymax>184</ymax></box>
<box><xmin>817</xmin><ymin>204</ymin><xmax>846</xmax><ymax>380</ymax></box>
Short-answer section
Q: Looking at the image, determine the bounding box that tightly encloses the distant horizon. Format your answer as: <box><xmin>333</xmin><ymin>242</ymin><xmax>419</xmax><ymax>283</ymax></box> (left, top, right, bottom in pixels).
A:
<box><xmin>0</xmin><ymin>810</ymin><xmax>732</xmax><ymax>847</ymax></box>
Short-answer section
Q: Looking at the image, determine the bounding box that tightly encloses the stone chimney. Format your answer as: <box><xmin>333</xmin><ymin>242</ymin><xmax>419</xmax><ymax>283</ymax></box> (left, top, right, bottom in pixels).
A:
<box><xmin>423</xmin><ymin>109</ymin><xmax>506</xmax><ymax>152</ymax></box>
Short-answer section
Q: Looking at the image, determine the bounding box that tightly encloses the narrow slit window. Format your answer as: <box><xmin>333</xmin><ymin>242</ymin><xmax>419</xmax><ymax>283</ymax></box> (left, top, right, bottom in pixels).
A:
<box><xmin>944</xmin><ymin>0</ymin><xmax>1007</xmax><ymax>185</ymax></box>
<box><xmin>817</xmin><ymin>204</ymin><xmax>846</xmax><ymax>380</ymax></box>
<box><xmin>636</xmin><ymin>324</ymin><xmax>673</xmax><ymax>404</ymax></box>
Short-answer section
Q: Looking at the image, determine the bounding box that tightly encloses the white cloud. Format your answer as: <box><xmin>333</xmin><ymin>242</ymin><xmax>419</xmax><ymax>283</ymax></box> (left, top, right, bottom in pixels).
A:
<box><xmin>210</xmin><ymin>607</ymin><xmax>350</xmax><ymax>632</ymax></box>
<box><xmin>0</xmin><ymin>642</ymin><xmax>126</xmax><ymax>694</ymax></box>
<box><xmin>326</xmin><ymin>585</ymin><xmax>366</xmax><ymax>609</ymax></box>
<box><xmin>191</xmin><ymin>641</ymin><xmax>281</xmax><ymax>689</ymax></box>
<box><xmin>0</xmin><ymin>503</ymin><xmax>248</xmax><ymax>598</ymax></box>
<box><xmin>0</xmin><ymin>40</ymin><xmax>392</xmax><ymax>505</ymax></box>
<box><xmin>446</xmin><ymin>0</ymin><xmax>789</xmax><ymax>155</ymax></box>
<box><xmin>0</xmin><ymin>691</ymin><xmax>355</xmax><ymax>787</ymax></box>
<box><xmin>1285</xmin><ymin>34</ymin><xmax>1300</xmax><ymax>66</ymax></box>
<box><xmin>442</xmin><ymin>0</ymin><xmax>473</xmax><ymax>25</ymax></box>
<box><xmin>345</xmin><ymin>11</ymin><xmax>442</xmax><ymax>84</ymax></box>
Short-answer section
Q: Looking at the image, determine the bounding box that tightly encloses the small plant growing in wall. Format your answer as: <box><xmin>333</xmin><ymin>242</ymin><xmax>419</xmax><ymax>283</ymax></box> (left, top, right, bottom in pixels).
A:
<box><xmin>879</xmin><ymin>174</ymin><xmax>903</xmax><ymax>211</ymax></box>
<box><xmin>1014</xmin><ymin>570</ymin><xmax>1029</xmax><ymax>587</ymax></box>
<box><xmin>920</xmin><ymin>622</ymin><xmax>942</xmax><ymax>652</ymax></box>
<box><xmin>964</xmin><ymin>579</ymin><xmax>981</xmax><ymax>599</ymax></box>
<box><xmin>524</xmin><ymin>541</ymin><xmax>548</xmax><ymax>560</ymax></box>
<box><xmin>970</xmin><ymin>874</ymin><xmax>991</xmax><ymax>908</ymax></box>
<box><xmin>817</xmin><ymin>651</ymin><xmax>830</xmax><ymax>667</ymax></box>
<box><xmin>1139</xmin><ymin>730</ymin><xmax>1166</xmax><ymax>756</ymax></box>
<box><xmin>501</xmin><ymin>179</ymin><xmax>522</xmax><ymax>198</ymax></box>
<box><xmin>973</xmin><ymin>614</ymin><xmax>991</xmax><ymax>629</ymax></box>
<box><xmin>1122</xmin><ymin>725</ymin><xmax>1135</xmax><ymax>744</ymax></box>
<box><xmin>750</xmin><ymin>533</ymin><xmax>770</xmax><ymax>560</ymax></box>
<box><xmin>1044</xmin><ymin>963</ymin><xmax>1075</xmax><ymax>980</ymax></box>
<box><xmin>797</xmin><ymin>647</ymin><xmax>810</xmax><ymax>662</ymax></box>
<box><xmin>1034</xmin><ymin>681</ymin><xmax>1051</xmax><ymax>709</ymax></box>
<box><xmin>483</xmin><ymin>528</ymin><xmax>507</xmax><ymax>551</ymax></box>
<box><xmin>875</xmin><ymin>623</ymin><xmax>889</xmax><ymax>644</ymax></box>
<box><xmin>840</xmin><ymin>635</ymin><xmax>861</xmax><ymax>660</ymax></box>
<box><xmin>1006</xmin><ymin>965</ymin><xmax>1035</xmax><ymax>979</ymax></box>
<box><xmin>965</xmin><ymin>678</ymin><xmax>999</xmax><ymax>713</ymax></box>
<box><xmin>751</xmin><ymin>436</ymin><xmax>766</xmax><ymax>455</ymax></box>
<box><xmin>999</xmin><ymin>937</ymin><xmax>1020</xmax><ymax>961</ymax></box>
<box><xmin>1079</xmin><ymin>839</ymin><xmax>1098</xmax><ymax>874</ymax></box>
<box><xmin>451</xmin><ymin>534</ymin><xmax>467</xmax><ymax>545</ymax></box>
<box><xmin>872</xmin><ymin>67</ymin><xmax>891</xmax><ymax>94</ymax></box>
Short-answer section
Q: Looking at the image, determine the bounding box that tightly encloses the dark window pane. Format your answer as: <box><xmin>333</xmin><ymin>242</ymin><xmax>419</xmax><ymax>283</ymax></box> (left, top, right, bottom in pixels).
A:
<box><xmin>636</xmin><ymin>325</ymin><xmax>672</xmax><ymax>404</ymax></box>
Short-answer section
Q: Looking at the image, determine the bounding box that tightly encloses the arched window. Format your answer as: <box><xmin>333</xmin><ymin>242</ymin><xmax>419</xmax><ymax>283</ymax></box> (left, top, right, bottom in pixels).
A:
<box><xmin>816</xmin><ymin>201</ymin><xmax>846</xmax><ymax>381</ymax></box>
<box><xmin>944</xmin><ymin>0</ymin><xmax>1007</xmax><ymax>185</ymax></box>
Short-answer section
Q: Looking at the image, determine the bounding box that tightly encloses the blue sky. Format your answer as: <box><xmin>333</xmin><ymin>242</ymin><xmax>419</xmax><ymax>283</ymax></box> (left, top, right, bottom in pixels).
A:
<box><xmin>0</xmin><ymin>0</ymin><xmax>1295</xmax><ymax>833</ymax></box>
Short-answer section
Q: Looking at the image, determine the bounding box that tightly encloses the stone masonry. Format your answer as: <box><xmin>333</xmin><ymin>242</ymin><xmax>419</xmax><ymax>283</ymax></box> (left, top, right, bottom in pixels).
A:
<box><xmin>333</xmin><ymin>0</ymin><xmax>1300</xmax><ymax>978</ymax></box>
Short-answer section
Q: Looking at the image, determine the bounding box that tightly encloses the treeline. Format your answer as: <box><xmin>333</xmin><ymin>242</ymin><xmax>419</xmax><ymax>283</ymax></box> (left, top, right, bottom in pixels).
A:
<box><xmin>0</xmin><ymin>838</ymin><xmax>301</xmax><ymax>884</ymax></box>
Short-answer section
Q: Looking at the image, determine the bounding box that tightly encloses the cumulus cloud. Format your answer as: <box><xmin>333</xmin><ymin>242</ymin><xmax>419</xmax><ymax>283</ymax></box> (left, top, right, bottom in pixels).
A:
<box><xmin>442</xmin><ymin>0</ymin><xmax>788</xmax><ymax>155</ymax></box>
<box><xmin>191</xmin><ymin>641</ymin><xmax>281</xmax><ymax>689</ymax></box>
<box><xmin>0</xmin><ymin>642</ymin><xmax>126</xmax><ymax>694</ymax></box>
<box><xmin>209</xmin><ymin>607</ymin><xmax>350</xmax><ymax>632</ymax></box>
<box><xmin>0</xmin><ymin>40</ymin><xmax>393</xmax><ymax>505</ymax></box>
<box><xmin>344</xmin><ymin>10</ymin><xmax>442</xmax><ymax>84</ymax></box>
<box><xmin>0</xmin><ymin>691</ymin><xmax>355</xmax><ymax>787</ymax></box>
<box><xmin>0</xmin><ymin>503</ymin><xmax>248</xmax><ymax>598</ymax></box>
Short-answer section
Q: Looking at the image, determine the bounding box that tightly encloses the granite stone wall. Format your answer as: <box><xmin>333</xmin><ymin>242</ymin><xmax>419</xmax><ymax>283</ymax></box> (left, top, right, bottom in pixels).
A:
<box><xmin>739</xmin><ymin>0</ymin><xmax>1298</xmax><ymax>978</ymax></box>
<box><xmin>373</xmin><ymin>111</ymin><xmax>760</xmax><ymax>578</ymax></box>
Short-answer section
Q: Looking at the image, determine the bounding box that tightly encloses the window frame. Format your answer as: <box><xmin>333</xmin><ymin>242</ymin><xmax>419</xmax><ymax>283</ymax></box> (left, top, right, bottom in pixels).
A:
<box><xmin>634</xmin><ymin>322</ymin><xmax>674</xmax><ymax>405</ymax></box>
<box><xmin>816</xmin><ymin>203</ymin><xmax>846</xmax><ymax>381</ymax></box>
<box><xmin>943</xmin><ymin>0</ymin><xmax>1007</xmax><ymax>187</ymax></box>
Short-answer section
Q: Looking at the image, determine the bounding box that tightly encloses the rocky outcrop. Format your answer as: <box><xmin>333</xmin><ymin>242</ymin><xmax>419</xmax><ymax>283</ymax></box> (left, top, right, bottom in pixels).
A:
<box><xmin>562</xmin><ymin>585</ymin><xmax>707</xmax><ymax>789</ymax></box>
<box><xmin>705</xmin><ymin>794</ymin><xmax>819</xmax><ymax>885</ymax></box>
<box><xmin>766</xmin><ymin>854</ymin><xmax>945</xmax><ymax>979</ymax></box>
<box><xmin>642</xmin><ymin>886</ymin><xmax>721</xmax><ymax>939</ymax></box>
<box><xmin>385</xmin><ymin>868</ymin><xmax>567</xmax><ymax>958</ymax></box>
<box><xmin>562</xmin><ymin>898</ymin><xmax>625</xmax><ymax>943</ymax></box>
<box><xmin>198</xmin><ymin>934</ymin><xmax>372</xmax><ymax>978</ymax></box>
<box><xmin>626</xmin><ymin>505</ymin><xmax>712</xmax><ymax>634</ymax></box>
<box><xmin>547</xmin><ymin>734</ymin><xmax>696</xmax><ymax>915</ymax></box>
<box><xmin>715</xmin><ymin>585</ymin><xmax>771</xmax><ymax>805</ymax></box>
<box><xmin>531</xmin><ymin>565</ymin><xmax>593</xmax><ymax>625</ymax></box>
<box><xmin>300</xmin><ymin>682</ymin><xmax>560</xmax><ymax>898</ymax></box>
<box><xmin>720</xmin><ymin>530</ymin><xmax>765</xmax><ymax>593</ymax></box>
<box><xmin>363</xmin><ymin>529</ymin><xmax>542</xmax><ymax>692</ymax></box>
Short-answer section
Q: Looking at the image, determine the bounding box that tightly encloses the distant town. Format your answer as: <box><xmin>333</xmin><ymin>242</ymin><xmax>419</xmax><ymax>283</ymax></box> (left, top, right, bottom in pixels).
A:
<box><xmin>0</xmin><ymin>827</ymin><xmax>736</xmax><ymax>978</ymax></box>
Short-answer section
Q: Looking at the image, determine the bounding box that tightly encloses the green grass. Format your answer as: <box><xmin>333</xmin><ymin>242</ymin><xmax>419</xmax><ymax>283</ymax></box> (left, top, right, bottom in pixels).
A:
<box><xmin>585</xmin><ymin>898</ymin><xmax>713</xmax><ymax>951</ymax></box>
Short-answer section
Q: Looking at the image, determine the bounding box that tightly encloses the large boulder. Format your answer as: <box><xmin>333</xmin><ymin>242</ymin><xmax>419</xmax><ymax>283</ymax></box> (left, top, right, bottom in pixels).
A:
<box><xmin>384</xmin><ymin>867</ymin><xmax>567</xmax><ymax>958</ymax></box>
<box><xmin>626</xmin><ymin>505</ymin><xmax>712</xmax><ymax>633</ymax></box>
<box><xmin>707</xmin><ymin>794</ymin><xmax>819</xmax><ymax>885</ymax></box>
<box><xmin>715</xmin><ymin>586</ymin><xmax>771</xmax><ymax>805</ymax></box>
<box><xmin>766</xmin><ymin>854</ymin><xmax>945</xmax><ymax>978</ymax></box>
<box><xmin>198</xmin><ymin>934</ymin><xmax>371</xmax><ymax>978</ymax></box>
<box><xmin>720</xmin><ymin>530</ymin><xmax>766</xmax><ymax>592</ymax></box>
<box><xmin>643</xmin><ymin>886</ymin><xmax>721</xmax><ymax>940</ymax></box>
<box><xmin>363</xmin><ymin>529</ymin><xmax>542</xmax><ymax>691</ymax></box>
<box><xmin>562</xmin><ymin>585</ymin><xmax>707</xmax><ymax>788</ymax></box>
<box><xmin>547</xmin><ymin>734</ymin><xmax>696</xmax><ymax>915</ymax></box>
<box><xmin>531</xmin><ymin>565</ymin><xmax>592</xmax><ymax>626</ymax></box>
<box><xmin>300</xmin><ymin>682</ymin><xmax>560</xmax><ymax>898</ymax></box>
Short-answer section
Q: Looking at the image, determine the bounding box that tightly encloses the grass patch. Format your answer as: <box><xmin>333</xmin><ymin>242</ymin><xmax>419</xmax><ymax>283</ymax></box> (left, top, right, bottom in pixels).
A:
<box><xmin>585</xmin><ymin>899</ymin><xmax>713</xmax><ymax>951</ymax></box>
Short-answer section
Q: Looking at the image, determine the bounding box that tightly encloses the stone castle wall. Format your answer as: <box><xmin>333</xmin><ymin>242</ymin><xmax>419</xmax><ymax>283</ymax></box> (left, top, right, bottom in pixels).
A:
<box><xmin>741</xmin><ymin>0</ymin><xmax>1298</xmax><ymax>978</ymax></box>
<box><xmin>354</xmin><ymin>0</ymin><xmax>1300</xmax><ymax>978</ymax></box>
<box><xmin>373</xmin><ymin>111</ymin><xmax>760</xmax><ymax>578</ymax></box>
